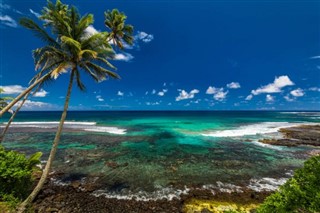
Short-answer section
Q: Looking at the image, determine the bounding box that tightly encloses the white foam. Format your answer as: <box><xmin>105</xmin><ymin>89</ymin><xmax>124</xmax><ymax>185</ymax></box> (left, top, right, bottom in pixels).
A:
<box><xmin>50</xmin><ymin>177</ymin><xmax>70</xmax><ymax>186</ymax></box>
<box><xmin>202</xmin><ymin>122</ymin><xmax>305</xmax><ymax>137</ymax></box>
<box><xmin>1</xmin><ymin>121</ymin><xmax>126</xmax><ymax>135</ymax></box>
<box><xmin>83</xmin><ymin>126</ymin><xmax>126</xmax><ymax>135</ymax></box>
<box><xmin>279</xmin><ymin>112</ymin><xmax>320</xmax><ymax>119</ymax></box>
<box><xmin>92</xmin><ymin>186</ymin><xmax>190</xmax><ymax>201</ymax></box>
<box><xmin>251</xmin><ymin>141</ymin><xmax>284</xmax><ymax>150</ymax></box>
<box><xmin>279</xmin><ymin>112</ymin><xmax>320</xmax><ymax>115</ymax></box>
<box><xmin>248</xmin><ymin>177</ymin><xmax>288</xmax><ymax>192</ymax></box>
<box><xmin>202</xmin><ymin>182</ymin><xmax>243</xmax><ymax>193</ymax></box>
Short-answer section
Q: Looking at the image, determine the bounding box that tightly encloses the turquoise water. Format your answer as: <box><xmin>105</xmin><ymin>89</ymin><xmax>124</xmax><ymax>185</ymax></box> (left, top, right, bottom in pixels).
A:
<box><xmin>1</xmin><ymin>111</ymin><xmax>319</xmax><ymax>199</ymax></box>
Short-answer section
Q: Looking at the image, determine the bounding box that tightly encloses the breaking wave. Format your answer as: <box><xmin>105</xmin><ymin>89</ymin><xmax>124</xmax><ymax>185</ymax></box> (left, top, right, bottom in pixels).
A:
<box><xmin>248</xmin><ymin>177</ymin><xmax>288</xmax><ymax>191</ymax></box>
<box><xmin>92</xmin><ymin>186</ymin><xmax>191</xmax><ymax>201</ymax></box>
<box><xmin>1</xmin><ymin>121</ymin><xmax>126</xmax><ymax>135</ymax></box>
<box><xmin>202</xmin><ymin>122</ymin><xmax>305</xmax><ymax>137</ymax></box>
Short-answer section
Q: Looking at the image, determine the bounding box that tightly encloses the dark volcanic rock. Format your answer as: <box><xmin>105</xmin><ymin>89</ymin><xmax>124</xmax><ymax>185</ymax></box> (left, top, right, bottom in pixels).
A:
<box><xmin>32</xmin><ymin>181</ymin><xmax>270</xmax><ymax>213</ymax></box>
<box><xmin>33</xmin><ymin>183</ymin><xmax>182</xmax><ymax>213</ymax></box>
<box><xmin>259</xmin><ymin>125</ymin><xmax>320</xmax><ymax>147</ymax></box>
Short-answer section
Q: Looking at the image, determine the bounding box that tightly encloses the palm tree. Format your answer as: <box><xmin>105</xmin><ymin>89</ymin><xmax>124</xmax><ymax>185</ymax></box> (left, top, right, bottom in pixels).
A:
<box><xmin>0</xmin><ymin>86</ymin><xmax>42</xmax><ymax>143</ymax></box>
<box><xmin>104</xmin><ymin>9</ymin><xmax>134</xmax><ymax>49</ymax></box>
<box><xmin>17</xmin><ymin>1</ymin><xmax>122</xmax><ymax>212</ymax></box>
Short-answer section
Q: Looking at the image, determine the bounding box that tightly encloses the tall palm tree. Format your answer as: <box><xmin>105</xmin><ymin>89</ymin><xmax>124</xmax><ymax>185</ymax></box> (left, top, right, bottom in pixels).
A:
<box><xmin>0</xmin><ymin>85</ymin><xmax>43</xmax><ymax>143</ymax></box>
<box><xmin>104</xmin><ymin>9</ymin><xmax>134</xmax><ymax>49</ymax></box>
<box><xmin>18</xmin><ymin>1</ymin><xmax>121</xmax><ymax>212</ymax></box>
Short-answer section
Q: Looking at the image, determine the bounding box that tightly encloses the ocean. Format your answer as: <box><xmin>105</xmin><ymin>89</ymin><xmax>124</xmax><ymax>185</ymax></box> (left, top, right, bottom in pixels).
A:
<box><xmin>1</xmin><ymin>111</ymin><xmax>320</xmax><ymax>200</ymax></box>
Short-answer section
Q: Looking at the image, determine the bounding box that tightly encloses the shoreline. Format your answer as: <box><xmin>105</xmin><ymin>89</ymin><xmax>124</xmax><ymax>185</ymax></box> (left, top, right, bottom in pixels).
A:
<box><xmin>3</xmin><ymin>123</ymin><xmax>320</xmax><ymax>212</ymax></box>
<box><xmin>259</xmin><ymin>125</ymin><xmax>320</xmax><ymax>148</ymax></box>
<box><xmin>32</xmin><ymin>180</ymin><xmax>272</xmax><ymax>213</ymax></box>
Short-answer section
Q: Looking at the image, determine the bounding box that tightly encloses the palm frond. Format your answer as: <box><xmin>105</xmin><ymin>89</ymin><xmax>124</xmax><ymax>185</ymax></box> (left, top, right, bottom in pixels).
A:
<box><xmin>86</xmin><ymin>62</ymin><xmax>120</xmax><ymax>80</ymax></box>
<box><xmin>61</xmin><ymin>36</ymin><xmax>81</xmax><ymax>53</ymax></box>
<box><xmin>79</xmin><ymin>63</ymin><xmax>100</xmax><ymax>82</ymax></box>
<box><xmin>79</xmin><ymin>49</ymin><xmax>97</xmax><ymax>60</ymax></box>
<box><xmin>95</xmin><ymin>57</ymin><xmax>116</xmax><ymax>70</ymax></box>
<box><xmin>51</xmin><ymin>62</ymin><xmax>70</xmax><ymax>79</ymax></box>
<box><xmin>77</xmin><ymin>14</ymin><xmax>94</xmax><ymax>38</ymax></box>
<box><xmin>19</xmin><ymin>18</ymin><xmax>58</xmax><ymax>47</ymax></box>
<box><xmin>74</xmin><ymin>69</ymin><xmax>86</xmax><ymax>91</ymax></box>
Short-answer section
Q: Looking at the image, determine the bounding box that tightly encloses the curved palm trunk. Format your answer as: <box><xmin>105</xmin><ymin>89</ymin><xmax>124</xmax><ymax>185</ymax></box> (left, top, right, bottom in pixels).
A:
<box><xmin>17</xmin><ymin>70</ymin><xmax>75</xmax><ymax>213</ymax></box>
<box><xmin>0</xmin><ymin>92</ymin><xmax>30</xmax><ymax>143</ymax></box>
<box><xmin>0</xmin><ymin>72</ymin><xmax>51</xmax><ymax>117</ymax></box>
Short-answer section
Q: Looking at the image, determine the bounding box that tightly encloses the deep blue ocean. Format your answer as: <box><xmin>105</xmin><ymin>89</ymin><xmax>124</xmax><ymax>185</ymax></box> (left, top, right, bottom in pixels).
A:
<box><xmin>1</xmin><ymin>111</ymin><xmax>320</xmax><ymax>200</ymax></box>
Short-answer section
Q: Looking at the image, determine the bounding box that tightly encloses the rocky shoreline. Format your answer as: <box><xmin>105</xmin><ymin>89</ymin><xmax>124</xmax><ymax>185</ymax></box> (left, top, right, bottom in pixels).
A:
<box><xmin>259</xmin><ymin>125</ymin><xmax>320</xmax><ymax>147</ymax></box>
<box><xmin>32</xmin><ymin>180</ymin><xmax>271</xmax><ymax>213</ymax></box>
<box><xmin>31</xmin><ymin>125</ymin><xmax>320</xmax><ymax>213</ymax></box>
<box><xmin>7</xmin><ymin>124</ymin><xmax>320</xmax><ymax>212</ymax></box>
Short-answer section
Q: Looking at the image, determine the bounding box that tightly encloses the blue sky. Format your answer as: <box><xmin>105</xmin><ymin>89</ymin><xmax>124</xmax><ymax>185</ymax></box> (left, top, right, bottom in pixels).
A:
<box><xmin>0</xmin><ymin>0</ymin><xmax>319</xmax><ymax>110</ymax></box>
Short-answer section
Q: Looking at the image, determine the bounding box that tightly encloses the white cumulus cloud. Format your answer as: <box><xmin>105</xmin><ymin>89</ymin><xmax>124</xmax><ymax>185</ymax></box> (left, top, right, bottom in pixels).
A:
<box><xmin>33</xmin><ymin>89</ymin><xmax>48</xmax><ymax>97</ymax></box>
<box><xmin>226</xmin><ymin>82</ymin><xmax>241</xmax><ymax>89</ymax></box>
<box><xmin>251</xmin><ymin>75</ymin><xmax>294</xmax><ymax>95</ymax></box>
<box><xmin>158</xmin><ymin>91</ymin><xmax>164</xmax><ymax>96</ymax></box>
<box><xmin>1</xmin><ymin>85</ymin><xmax>48</xmax><ymax>97</ymax></box>
<box><xmin>157</xmin><ymin>89</ymin><xmax>168</xmax><ymax>96</ymax></box>
<box><xmin>96</xmin><ymin>95</ymin><xmax>104</xmax><ymax>102</ymax></box>
<box><xmin>15</xmin><ymin>100</ymin><xmax>57</xmax><ymax>111</ymax></box>
<box><xmin>176</xmin><ymin>89</ymin><xmax>199</xmax><ymax>101</ymax></box>
<box><xmin>117</xmin><ymin>91</ymin><xmax>124</xmax><ymax>96</ymax></box>
<box><xmin>206</xmin><ymin>86</ymin><xmax>228</xmax><ymax>101</ymax></box>
<box><xmin>114</xmin><ymin>53</ymin><xmax>134</xmax><ymax>62</ymax></box>
<box><xmin>0</xmin><ymin>85</ymin><xmax>25</xmax><ymax>94</ymax></box>
<box><xmin>84</xmin><ymin>25</ymin><xmax>99</xmax><ymax>36</ymax></box>
<box><xmin>135</xmin><ymin>31</ymin><xmax>154</xmax><ymax>43</ymax></box>
<box><xmin>290</xmin><ymin>88</ymin><xmax>304</xmax><ymax>97</ymax></box>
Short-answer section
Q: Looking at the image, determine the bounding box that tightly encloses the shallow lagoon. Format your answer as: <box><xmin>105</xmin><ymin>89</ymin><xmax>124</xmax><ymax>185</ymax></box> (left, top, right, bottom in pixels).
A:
<box><xmin>2</xmin><ymin>111</ymin><xmax>319</xmax><ymax>200</ymax></box>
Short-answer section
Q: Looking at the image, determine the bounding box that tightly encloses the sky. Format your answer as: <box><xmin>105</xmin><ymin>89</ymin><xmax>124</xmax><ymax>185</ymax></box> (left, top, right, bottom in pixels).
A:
<box><xmin>0</xmin><ymin>0</ymin><xmax>319</xmax><ymax>111</ymax></box>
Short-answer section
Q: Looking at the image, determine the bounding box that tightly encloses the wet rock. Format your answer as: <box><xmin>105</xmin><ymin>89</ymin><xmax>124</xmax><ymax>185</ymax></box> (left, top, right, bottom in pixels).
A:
<box><xmin>43</xmin><ymin>188</ymin><xmax>56</xmax><ymax>196</ymax></box>
<box><xmin>309</xmin><ymin>149</ymin><xmax>320</xmax><ymax>156</ymax></box>
<box><xmin>46</xmin><ymin>207</ymin><xmax>59</xmax><ymax>212</ymax></box>
<box><xmin>170</xmin><ymin>166</ymin><xmax>178</xmax><ymax>172</ymax></box>
<box><xmin>259</xmin><ymin>125</ymin><xmax>320</xmax><ymax>147</ymax></box>
<box><xmin>105</xmin><ymin>161</ymin><xmax>119</xmax><ymax>169</ymax></box>
<box><xmin>71</xmin><ymin>181</ymin><xmax>81</xmax><ymax>188</ymax></box>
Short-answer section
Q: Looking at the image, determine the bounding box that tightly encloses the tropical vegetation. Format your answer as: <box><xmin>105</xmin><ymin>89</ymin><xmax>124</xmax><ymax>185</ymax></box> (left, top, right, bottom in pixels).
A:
<box><xmin>257</xmin><ymin>154</ymin><xmax>320</xmax><ymax>213</ymax></box>
<box><xmin>0</xmin><ymin>88</ymin><xmax>12</xmax><ymax>111</ymax></box>
<box><xmin>0</xmin><ymin>145</ymin><xmax>41</xmax><ymax>209</ymax></box>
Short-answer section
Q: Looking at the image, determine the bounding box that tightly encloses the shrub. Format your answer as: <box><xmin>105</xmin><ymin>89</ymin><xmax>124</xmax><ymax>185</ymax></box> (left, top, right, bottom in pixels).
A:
<box><xmin>257</xmin><ymin>155</ymin><xmax>320</xmax><ymax>213</ymax></box>
<box><xmin>0</xmin><ymin>145</ymin><xmax>42</xmax><ymax>200</ymax></box>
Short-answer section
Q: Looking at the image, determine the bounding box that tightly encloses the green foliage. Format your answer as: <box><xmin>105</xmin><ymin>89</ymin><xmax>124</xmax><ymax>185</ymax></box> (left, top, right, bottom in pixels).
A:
<box><xmin>1</xmin><ymin>194</ymin><xmax>20</xmax><ymax>210</ymax></box>
<box><xmin>0</xmin><ymin>88</ymin><xmax>13</xmax><ymax>110</ymax></box>
<box><xmin>104</xmin><ymin>9</ymin><xmax>134</xmax><ymax>49</ymax></box>
<box><xmin>257</xmin><ymin>155</ymin><xmax>320</xmax><ymax>213</ymax></box>
<box><xmin>0</xmin><ymin>145</ymin><xmax>42</xmax><ymax>200</ymax></box>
